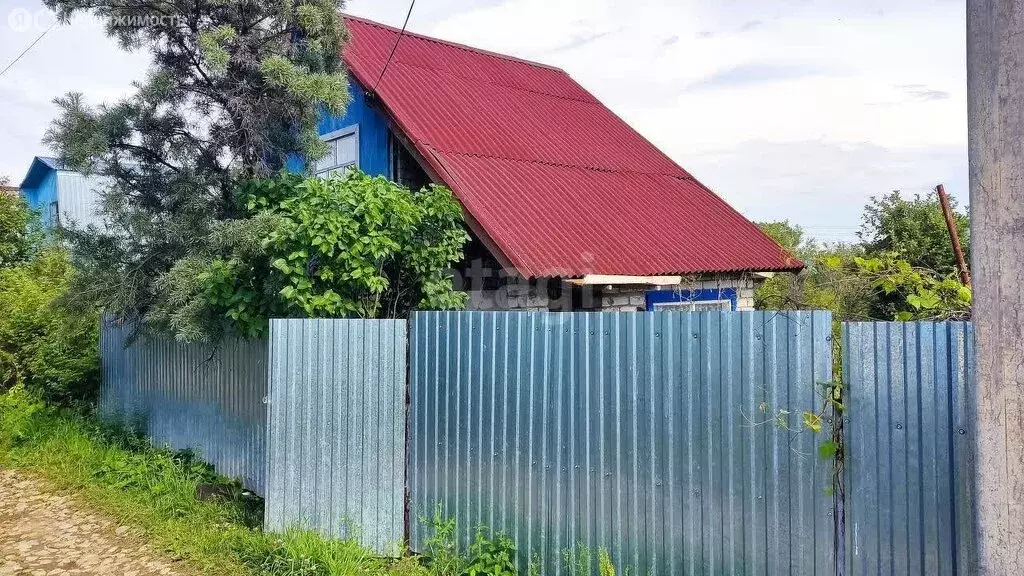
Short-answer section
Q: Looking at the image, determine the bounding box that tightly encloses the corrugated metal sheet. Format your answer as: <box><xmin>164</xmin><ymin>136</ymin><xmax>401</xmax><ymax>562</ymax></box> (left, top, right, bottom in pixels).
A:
<box><xmin>842</xmin><ymin>322</ymin><xmax>976</xmax><ymax>576</ymax></box>
<box><xmin>99</xmin><ymin>321</ymin><xmax>269</xmax><ymax>493</ymax></box>
<box><xmin>264</xmin><ymin>319</ymin><xmax>406</xmax><ymax>555</ymax></box>
<box><xmin>410</xmin><ymin>311</ymin><xmax>835</xmax><ymax>575</ymax></box>
<box><xmin>57</xmin><ymin>171</ymin><xmax>105</xmax><ymax>229</ymax></box>
<box><xmin>19</xmin><ymin>157</ymin><xmax>105</xmax><ymax>230</ymax></box>
<box><xmin>340</xmin><ymin>15</ymin><xmax>801</xmax><ymax>277</ymax></box>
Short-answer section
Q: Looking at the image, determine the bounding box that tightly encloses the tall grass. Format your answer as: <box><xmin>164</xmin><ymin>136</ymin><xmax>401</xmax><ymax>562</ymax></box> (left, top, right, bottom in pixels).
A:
<box><xmin>0</xmin><ymin>387</ymin><xmax>423</xmax><ymax>576</ymax></box>
<box><xmin>0</xmin><ymin>387</ymin><xmax>625</xmax><ymax>575</ymax></box>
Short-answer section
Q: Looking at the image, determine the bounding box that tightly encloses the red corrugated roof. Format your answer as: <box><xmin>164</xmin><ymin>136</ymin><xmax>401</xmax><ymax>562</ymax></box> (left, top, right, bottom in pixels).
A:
<box><xmin>341</xmin><ymin>14</ymin><xmax>802</xmax><ymax>277</ymax></box>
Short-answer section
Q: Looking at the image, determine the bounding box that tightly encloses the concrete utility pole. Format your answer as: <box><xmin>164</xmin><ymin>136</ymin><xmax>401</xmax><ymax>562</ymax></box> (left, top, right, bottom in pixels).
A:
<box><xmin>968</xmin><ymin>0</ymin><xmax>1024</xmax><ymax>572</ymax></box>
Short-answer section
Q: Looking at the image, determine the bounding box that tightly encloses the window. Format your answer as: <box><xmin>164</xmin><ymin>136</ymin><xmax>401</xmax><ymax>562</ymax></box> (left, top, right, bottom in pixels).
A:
<box><xmin>644</xmin><ymin>288</ymin><xmax>738</xmax><ymax>311</ymax></box>
<box><xmin>392</xmin><ymin>134</ymin><xmax>430</xmax><ymax>190</ymax></box>
<box><xmin>314</xmin><ymin>126</ymin><xmax>359</xmax><ymax>176</ymax></box>
<box><xmin>48</xmin><ymin>201</ymin><xmax>60</xmax><ymax>228</ymax></box>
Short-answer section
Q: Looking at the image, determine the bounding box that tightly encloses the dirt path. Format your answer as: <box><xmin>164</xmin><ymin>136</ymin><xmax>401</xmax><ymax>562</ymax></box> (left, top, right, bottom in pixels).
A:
<box><xmin>0</xmin><ymin>469</ymin><xmax>189</xmax><ymax>576</ymax></box>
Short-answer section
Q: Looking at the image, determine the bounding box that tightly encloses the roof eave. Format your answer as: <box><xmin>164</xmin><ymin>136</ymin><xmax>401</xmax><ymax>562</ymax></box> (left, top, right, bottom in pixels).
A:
<box><xmin>347</xmin><ymin>69</ymin><xmax>525</xmax><ymax>276</ymax></box>
<box><xmin>19</xmin><ymin>157</ymin><xmax>56</xmax><ymax>189</ymax></box>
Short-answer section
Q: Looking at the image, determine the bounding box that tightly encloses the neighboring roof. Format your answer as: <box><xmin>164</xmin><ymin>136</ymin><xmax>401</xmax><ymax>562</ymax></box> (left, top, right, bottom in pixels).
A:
<box><xmin>19</xmin><ymin>156</ymin><xmax>64</xmax><ymax>189</ymax></box>
<box><xmin>341</xmin><ymin>15</ymin><xmax>802</xmax><ymax>277</ymax></box>
<box><xmin>1</xmin><ymin>185</ymin><xmax>19</xmax><ymax>196</ymax></box>
<box><xmin>37</xmin><ymin>156</ymin><xmax>63</xmax><ymax>170</ymax></box>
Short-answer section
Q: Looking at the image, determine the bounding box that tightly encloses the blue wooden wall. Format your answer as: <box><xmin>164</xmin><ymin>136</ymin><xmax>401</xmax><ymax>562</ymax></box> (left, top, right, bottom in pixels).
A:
<box><xmin>19</xmin><ymin>160</ymin><xmax>59</xmax><ymax>227</ymax></box>
<box><xmin>288</xmin><ymin>76</ymin><xmax>392</xmax><ymax>178</ymax></box>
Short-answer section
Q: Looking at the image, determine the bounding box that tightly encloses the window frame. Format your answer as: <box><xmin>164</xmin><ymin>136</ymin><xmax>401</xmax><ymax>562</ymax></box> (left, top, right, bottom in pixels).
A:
<box><xmin>314</xmin><ymin>125</ymin><xmax>360</xmax><ymax>176</ymax></box>
<box><xmin>48</xmin><ymin>201</ymin><xmax>60</xmax><ymax>228</ymax></box>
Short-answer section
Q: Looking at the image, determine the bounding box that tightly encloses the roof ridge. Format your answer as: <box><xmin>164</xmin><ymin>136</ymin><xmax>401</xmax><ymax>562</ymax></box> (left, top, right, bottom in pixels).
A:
<box><xmin>433</xmin><ymin>149</ymin><xmax>694</xmax><ymax>180</ymax></box>
<box><xmin>341</xmin><ymin>13</ymin><xmax>567</xmax><ymax>73</ymax></box>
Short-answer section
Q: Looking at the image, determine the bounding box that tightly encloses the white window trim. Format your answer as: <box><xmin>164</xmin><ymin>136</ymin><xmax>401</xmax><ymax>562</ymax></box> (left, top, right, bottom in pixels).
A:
<box><xmin>315</xmin><ymin>125</ymin><xmax>360</xmax><ymax>175</ymax></box>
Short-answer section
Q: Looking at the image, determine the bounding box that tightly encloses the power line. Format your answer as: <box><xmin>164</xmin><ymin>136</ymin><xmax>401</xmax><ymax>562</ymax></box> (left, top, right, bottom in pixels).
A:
<box><xmin>0</xmin><ymin>20</ymin><xmax>57</xmax><ymax>79</ymax></box>
<box><xmin>371</xmin><ymin>0</ymin><xmax>416</xmax><ymax>93</ymax></box>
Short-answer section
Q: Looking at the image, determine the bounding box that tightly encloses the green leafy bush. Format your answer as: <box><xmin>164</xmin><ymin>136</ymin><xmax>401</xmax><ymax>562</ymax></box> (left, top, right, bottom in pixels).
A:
<box><xmin>854</xmin><ymin>253</ymin><xmax>971</xmax><ymax>320</ymax></box>
<box><xmin>0</xmin><ymin>193</ymin><xmax>42</xmax><ymax>269</ymax></box>
<box><xmin>420</xmin><ymin>504</ymin><xmax>464</xmax><ymax>576</ymax></box>
<box><xmin>465</xmin><ymin>527</ymin><xmax>517</xmax><ymax>576</ymax></box>
<box><xmin>0</xmin><ymin>249</ymin><xmax>99</xmax><ymax>405</ymax></box>
<box><xmin>154</xmin><ymin>172</ymin><xmax>469</xmax><ymax>342</ymax></box>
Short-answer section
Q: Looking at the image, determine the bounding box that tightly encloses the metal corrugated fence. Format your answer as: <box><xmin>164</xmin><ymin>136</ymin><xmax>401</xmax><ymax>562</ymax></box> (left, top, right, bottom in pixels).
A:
<box><xmin>99</xmin><ymin>312</ymin><xmax>981</xmax><ymax>573</ymax></box>
<box><xmin>264</xmin><ymin>319</ymin><xmax>407</xmax><ymax>555</ymax></box>
<box><xmin>410</xmin><ymin>311</ymin><xmax>837</xmax><ymax>575</ymax></box>
<box><xmin>99</xmin><ymin>321</ymin><xmax>269</xmax><ymax>493</ymax></box>
<box><xmin>842</xmin><ymin>322</ymin><xmax>976</xmax><ymax>576</ymax></box>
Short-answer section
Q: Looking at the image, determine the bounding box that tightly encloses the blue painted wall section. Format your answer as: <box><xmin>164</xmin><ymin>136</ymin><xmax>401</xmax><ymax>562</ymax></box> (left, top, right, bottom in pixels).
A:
<box><xmin>288</xmin><ymin>76</ymin><xmax>392</xmax><ymax>178</ymax></box>
<box><xmin>19</xmin><ymin>158</ymin><xmax>59</xmax><ymax>227</ymax></box>
<box><xmin>645</xmin><ymin>287</ymin><xmax>738</xmax><ymax>311</ymax></box>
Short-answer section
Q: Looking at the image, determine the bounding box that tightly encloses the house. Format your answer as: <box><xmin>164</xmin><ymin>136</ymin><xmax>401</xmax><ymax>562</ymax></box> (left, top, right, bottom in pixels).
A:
<box><xmin>318</xmin><ymin>15</ymin><xmax>801</xmax><ymax>311</ymax></box>
<box><xmin>19</xmin><ymin>156</ymin><xmax>104</xmax><ymax>229</ymax></box>
<box><xmin>17</xmin><ymin>15</ymin><xmax>801</xmax><ymax>312</ymax></box>
<box><xmin>0</xmin><ymin>185</ymin><xmax>18</xmax><ymax>197</ymax></box>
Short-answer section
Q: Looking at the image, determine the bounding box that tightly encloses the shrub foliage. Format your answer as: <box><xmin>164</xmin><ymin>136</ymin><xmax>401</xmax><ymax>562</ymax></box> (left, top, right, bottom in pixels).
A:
<box><xmin>0</xmin><ymin>194</ymin><xmax>42</xmax><ymax>269</ymax></box>
<box><xmin>43</xmin><ymin>0</ymin><xmax>351</xmax><ymax>334</ymax></box>
<box><xmin>151</xmin><ymin>172</ymin><xmax>469</xmax><ymax>341</ymax></box>
<box><xmin>0</xmin><ymin>249</ymin><xmax>100</xmax><ymax>405</ymax></box>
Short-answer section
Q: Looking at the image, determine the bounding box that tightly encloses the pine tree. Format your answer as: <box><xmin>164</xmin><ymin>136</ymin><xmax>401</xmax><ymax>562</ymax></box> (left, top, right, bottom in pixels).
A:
<box><xmin>42</xmin><ymin>0</ymin><xmax>350</xmax><ymax>326</ymax></box>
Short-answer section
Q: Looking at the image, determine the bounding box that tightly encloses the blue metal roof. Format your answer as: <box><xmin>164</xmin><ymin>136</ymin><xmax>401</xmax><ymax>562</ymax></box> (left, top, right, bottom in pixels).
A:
<box><xmin>19</xmin><ymin>156</ymin><xmax>64</xmax><ymax>189</ymax></box>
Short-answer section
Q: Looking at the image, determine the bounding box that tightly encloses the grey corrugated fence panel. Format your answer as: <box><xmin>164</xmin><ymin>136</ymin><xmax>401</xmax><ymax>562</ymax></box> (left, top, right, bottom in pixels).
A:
<box><xmin>842</xmin><ymin>322</ymin><xmax>975</xmax><ymax>576</ymax></box>
<box><xmin>410</xmin><ymin>311</ymin><xmax>836</xmax><ymax>576</ymax></box>
<box><xmin>56</xmin><ymin>171</ymin><xmax>105</xmax><ymax>229</ymax></box>
<box><xmin>98</xmin><ymin>321</ymin><xmax>269</xmax><ymax>494</ymax></box>
<box><xmin>264</xmin><ymin>319</ymin><xmax>406</xmax><ymax>555</ymax></box>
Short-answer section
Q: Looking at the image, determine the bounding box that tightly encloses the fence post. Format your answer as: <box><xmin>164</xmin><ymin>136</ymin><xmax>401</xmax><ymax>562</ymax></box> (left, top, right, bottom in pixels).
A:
<box><xmin>967</xmin><ymin>0</ymin><xmax>1024</xmax><ymax>572</ymax></box>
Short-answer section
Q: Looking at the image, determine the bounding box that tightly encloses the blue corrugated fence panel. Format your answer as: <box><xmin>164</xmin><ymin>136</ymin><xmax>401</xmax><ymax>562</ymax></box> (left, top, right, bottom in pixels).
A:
<box><xmin>843</xmin><ymin>321</ymin><xmax>975</xmax><ymax>576</ymax></box>
<box><xmin>98</xmin><ymin>320</ymin><xmax>268</xmax><ymax>494</ymax></box>
<box><xmin>264</xmin><ymin>319</ymin><xmax>406</xmax><ymax>555</ymax></box>
<box><xmin>410</xmin><ymin>311</ymin><xmax>836</xmax><ymax>576</ymax></box>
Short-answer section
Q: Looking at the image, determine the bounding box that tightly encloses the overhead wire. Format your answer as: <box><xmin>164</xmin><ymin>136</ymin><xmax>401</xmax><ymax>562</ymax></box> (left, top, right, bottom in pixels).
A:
<box><xmin>371</xmin><ymin>0</ymin><xmax>416</xmax><ymax>94</ymax></box>
<box><xmin>0</xmin><ymin>20</ymin><xmax>58</xmax><ymax>79</ymax></box>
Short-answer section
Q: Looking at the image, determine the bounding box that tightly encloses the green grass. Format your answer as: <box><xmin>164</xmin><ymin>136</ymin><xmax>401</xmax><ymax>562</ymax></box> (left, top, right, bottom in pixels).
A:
<box><xmin>0</xmin><ymin>386</ymin><xmax>625</xmax><ymax>576</ymax></box>
<box><xmin>0</xmin><ymin>386</ymin><xmax>427</xmax><ymax>576</ymax></box>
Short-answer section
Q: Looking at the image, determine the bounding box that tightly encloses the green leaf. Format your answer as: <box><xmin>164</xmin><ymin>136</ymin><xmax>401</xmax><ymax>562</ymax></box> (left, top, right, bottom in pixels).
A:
<box><xmin>818</xmin><ymin>441</ymin><xmax>839</xmax><ymax>460</ymax></box>
<box><xmin>821</xmin><ymin>255</ymin><xmax>842</xmax><ymax>270</ymax></box>
<box><xmin>802</xmin><ymin>410</ymin><xmax>823</xmax><ymax>433</ymax></box>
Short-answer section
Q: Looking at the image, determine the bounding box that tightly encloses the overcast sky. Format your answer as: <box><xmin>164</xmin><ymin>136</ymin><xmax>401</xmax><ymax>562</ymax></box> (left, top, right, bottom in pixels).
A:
<box><xmin>0</xmin><ymin>0</ymin><xmax>966</xmax><ymax>243</ymax></box>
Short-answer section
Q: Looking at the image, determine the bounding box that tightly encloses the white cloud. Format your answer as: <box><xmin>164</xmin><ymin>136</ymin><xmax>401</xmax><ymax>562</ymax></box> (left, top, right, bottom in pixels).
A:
<box><xmin>425</xmin><ymin>0</ymin><xmax>967</xmax><ymax>241</ymax></box>
<box><xmin>684</xmin><ymin>139</ymin><xmax>968</xmax><ymax>243</ymax></box>
<box><xmin>0</xmin><ymin>0</ymin><xmax>967</xmax><ymax>243</ymax></box>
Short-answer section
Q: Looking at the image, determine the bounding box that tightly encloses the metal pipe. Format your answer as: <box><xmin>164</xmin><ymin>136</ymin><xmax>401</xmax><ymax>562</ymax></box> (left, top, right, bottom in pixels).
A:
<box><xmin>935</xmin><ymin>184</ymin><xmax>971</xmax><ymax>286</ymax></box>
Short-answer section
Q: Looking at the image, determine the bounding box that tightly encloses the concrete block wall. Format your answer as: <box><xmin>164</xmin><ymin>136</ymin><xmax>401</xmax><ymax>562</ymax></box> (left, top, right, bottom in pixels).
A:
<box><xmin>596</xmin><ymin>290</ymin><xmax>648</xmax><ymax>312</ymax></box>
<box><xmin>467</xmin><ymin>283</ymin><xmax>550</xmax><ymax>311</ymax></box>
